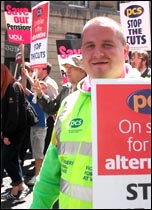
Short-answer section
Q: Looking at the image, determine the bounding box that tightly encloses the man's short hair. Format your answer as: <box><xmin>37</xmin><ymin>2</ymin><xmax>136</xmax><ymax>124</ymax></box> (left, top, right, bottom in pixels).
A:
<box><xmin>131</xmin><ymin>50</ymin><xmax>149</xmax><ymax>66</ymax></box>
<box><xmin>45</xmin><ymin>62</ymin><xmax>52</xmax><ymax>74</ymax></box>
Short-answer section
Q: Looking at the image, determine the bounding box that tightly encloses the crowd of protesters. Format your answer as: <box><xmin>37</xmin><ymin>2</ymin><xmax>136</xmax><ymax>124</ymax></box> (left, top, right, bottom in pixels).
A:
<box><xmin>1</xmin><ymin>15</ymin><xmax>151</xmax><ymax>208</ymax></box>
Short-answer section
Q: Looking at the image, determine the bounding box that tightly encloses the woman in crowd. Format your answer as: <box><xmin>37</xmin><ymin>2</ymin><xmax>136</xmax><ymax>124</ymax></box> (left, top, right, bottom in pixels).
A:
<box><xmin>1</xmin><ymin>64</ymin><xmax>29</xmax><ymax>202</ymax></box>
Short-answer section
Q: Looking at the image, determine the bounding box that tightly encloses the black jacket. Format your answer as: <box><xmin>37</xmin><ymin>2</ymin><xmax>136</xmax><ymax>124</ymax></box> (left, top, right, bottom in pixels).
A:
<box><xmin>1</xmin><ymin>82</ymin><xmax>27</xmax><ymax>144</ymax></box>
<box><xmin>38</xmin><ymin>83</ymin><xmax>74</xmax><ymax>116</ymax></box>
<box><xmin>141</xmin><ymin>67</ymin><xmax>151</xmax><ymax>78</ymax></box>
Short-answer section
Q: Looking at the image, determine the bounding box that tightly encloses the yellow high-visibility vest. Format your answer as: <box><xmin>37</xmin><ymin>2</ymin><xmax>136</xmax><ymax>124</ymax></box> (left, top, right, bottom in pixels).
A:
<box><xmin>53</xmin><ymin>89</ymin><xmax>92</xmax><ymax>209</ymax></box>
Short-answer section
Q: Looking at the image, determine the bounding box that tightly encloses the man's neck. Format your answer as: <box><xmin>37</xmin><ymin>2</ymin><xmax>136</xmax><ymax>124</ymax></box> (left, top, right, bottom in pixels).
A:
<box><xmin>71</xmin><ymin>84</ymin><xmax>77</xmax><ymax>93</ymax></box>
<box><xmin>41</xmin><ymin>75</ymin><xmax>48</xmax><ymax>81</ymax></box>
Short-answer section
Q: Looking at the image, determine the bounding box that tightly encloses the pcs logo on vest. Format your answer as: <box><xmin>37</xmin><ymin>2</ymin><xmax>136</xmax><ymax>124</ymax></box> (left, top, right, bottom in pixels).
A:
<box><xmin>69</xmin><ymin>118</ymin><xmax>83</xmax><ymax>128</ymax></box>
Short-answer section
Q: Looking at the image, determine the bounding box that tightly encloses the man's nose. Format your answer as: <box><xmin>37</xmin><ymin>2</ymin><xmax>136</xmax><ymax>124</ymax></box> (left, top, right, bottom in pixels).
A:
<box><xmin>93</xmin><ymin>47</ymin><xmax>105</xmax><ymax>57</ymax></box>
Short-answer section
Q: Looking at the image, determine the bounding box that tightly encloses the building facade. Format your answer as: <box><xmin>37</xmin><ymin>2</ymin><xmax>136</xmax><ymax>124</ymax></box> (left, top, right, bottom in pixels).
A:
<box><xmin>1</xmin><ymin>1</ymin><xmax>120</xmax><ymax>87</ymax></box>
<box><xmin>0</xmin><ymin>1</ymin><xmax>130</xmax><ymax>89</ymax></box>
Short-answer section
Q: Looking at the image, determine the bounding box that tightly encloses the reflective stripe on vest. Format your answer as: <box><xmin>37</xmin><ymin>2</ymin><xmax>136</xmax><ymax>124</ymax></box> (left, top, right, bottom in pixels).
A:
<box><xmin>61</xmin><ymin>178</ymin><xmax>92</xmax><ymax>202</ymax></box>
<box><xmin>58</xmin><ymin>141</ymin><xmax>92</xmax><ymax>156</ymax></box>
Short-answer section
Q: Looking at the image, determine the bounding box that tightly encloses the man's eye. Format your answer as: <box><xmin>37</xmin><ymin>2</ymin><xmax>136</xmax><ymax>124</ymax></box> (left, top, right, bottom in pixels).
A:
<box><xmin>85</xmin><ymin>44</ymin><xmax>94</xmax><ymax>49</ymax></box>
<box><xmin>103</xmin><ymin>43</ymin><xmax>113</xmax><ymax>47</ymax></box>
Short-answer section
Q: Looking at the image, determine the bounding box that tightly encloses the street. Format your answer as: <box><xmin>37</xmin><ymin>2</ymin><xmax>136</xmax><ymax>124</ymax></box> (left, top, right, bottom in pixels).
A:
<box><xmin>1</xmin><ymin>151</ymin><xmax>58</xmax><ymax>209</ymax></box>
<box><xmin>1</xmin><ymin>151</ymin><xmax>35</xmax><ymax>209</ymax></box>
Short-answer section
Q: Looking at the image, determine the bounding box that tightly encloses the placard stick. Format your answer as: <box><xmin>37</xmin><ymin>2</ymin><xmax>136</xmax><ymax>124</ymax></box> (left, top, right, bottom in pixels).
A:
<box><xmin>20</xmin><ymin>43</ymin><xmax>25</xmax><ymax>69</ymax></box>
<box><xmin>32</xmin><ymin>68</ymin><xmax>38</xmax><ymax>104</ymax></box>
<box><xmin>14</xmin><ymin>63</ymin><xmax>18</xmax><ymax>78</ymax></box>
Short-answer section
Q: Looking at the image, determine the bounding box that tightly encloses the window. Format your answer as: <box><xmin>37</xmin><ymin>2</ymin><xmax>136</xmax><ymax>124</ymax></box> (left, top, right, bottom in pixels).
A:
<box><xmin>117</xmin><ymin>1</ymin><xmax>129</xmax><ymax>11</ymax></box>
<box><xmin>68</xmin><ymin>1</ymin><xmax>88</xmax><ymax>8</ymax></box>
<box><xmin>65</xmin><ymin>33</ymin><xmax>81</xmax><ymax>39</ymax></box>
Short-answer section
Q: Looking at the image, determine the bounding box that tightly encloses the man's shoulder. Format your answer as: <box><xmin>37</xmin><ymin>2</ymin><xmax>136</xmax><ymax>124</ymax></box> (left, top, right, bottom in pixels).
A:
<box><xmin>62</xmin><ymin>90</ymin><xmax>79</xmax><ymax>103</ymax></box>
<box><xmin>44</xmin><ymin>75</ymin><xmax>57</xmax><ymax>83</ymax></box>
<box><xmin>147</xmin><ymin>66</ymin><xmax>151</xmax><ymax>72</ymax></box>
<box><xmin>141</xmin><ymin>67</ymin><xmax>151</xmax><ymax>78</ymax></box>
<box><xmin>44</xmin><ymin>76</ymin><xmax>58</xmax><ymax>88</ymax></box>
<box><xmin>146</xmin><ymin>67</ymin><xmax>151</xmax><ymax>77</ymax></box>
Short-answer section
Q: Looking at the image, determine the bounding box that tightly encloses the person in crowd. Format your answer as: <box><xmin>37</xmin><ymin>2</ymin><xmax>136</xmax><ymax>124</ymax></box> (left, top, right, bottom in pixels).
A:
<box><xmin>131</xmin><ymin>50</ymin><xmax>151</xmax><ymax>78</ymax></box>
<box><xmin>1</xmin><ymin>130</ymin><xmax>5</xmax><ymax>187</ymax></box>
<box><xmin>31</xmin><ymin>54</ymin><xmax>86</xmax><ymax>209</ymax></box>
<box><xmin>124</xmin><ymin>43</ymin><xmax>141</xmax><ymax>78</ymax></box>
<box><xmin>37</xmin><ymin>62</ymin><xmax>59</xmax><ymax>100</ymax></box>
<box><xmin>1</xmin><ymin>64</ymin><xmax>30</xmax><ymax>202</ymax></box>
<box><xmin>30</xmin><ymin>16</ymin><xmax>143</xmax><ymax>209</ymax></box>
<box><xmin>36</xmin><ymin>62</ymin><xmax>59</xmax><ymax>155</ymax></box>
<box><xmin>60</xmin><ymin>69</ymin><xmax>68</xmax><ymax>84</ymax></box>
<box><xmin>18</xmin><ymin>62</ymin><xmax>33</xmax><ymax>167</ymax></box>
<box><xmin>32</xmin><ymin>54</ymin><xmax>87</xmax><ymax>117</ymax></box>
<box><xmin>21</xmin><ymin>68</ymin><xmax>48</xmax><ymax>186</ymax></box>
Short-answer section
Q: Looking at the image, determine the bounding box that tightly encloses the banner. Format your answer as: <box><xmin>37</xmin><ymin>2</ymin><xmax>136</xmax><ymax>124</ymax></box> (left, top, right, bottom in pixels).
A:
<box><xmin>92</xmin><ymin>79</ymin><xmax>151</xmax><ymax>209</ymax></box>
<box><xmin>56</xmin><ymin>39</ymin><xmax>82</xmax><ymax>84</ymax></box>
<box><xmin>120</xmin><ymin>1</ymin><xmax>151</xmax><ymax>51</ymax></box>
<box><xmin>4</xmin><ymin>1</ymin><xmax>32</xmax><ymax>44</ymax></box>
<box><xmin>30</xmin><ymin>1</ymin><xmax>50</xmax><ymax>69</ymax></box>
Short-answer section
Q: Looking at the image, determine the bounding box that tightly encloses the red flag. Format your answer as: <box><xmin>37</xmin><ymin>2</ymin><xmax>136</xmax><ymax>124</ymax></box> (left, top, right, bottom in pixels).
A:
<box><xmin>15</xmin><ymin>47</ymin><xmax>22</xmax><ymax>64</ymax></box>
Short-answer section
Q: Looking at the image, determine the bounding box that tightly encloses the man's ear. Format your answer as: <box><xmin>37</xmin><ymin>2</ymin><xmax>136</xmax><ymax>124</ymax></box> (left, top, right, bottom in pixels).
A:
<box><xmin>124</xmin><ymin>43</ymin><xmax>130</xmax><ymax>61</ymax></box>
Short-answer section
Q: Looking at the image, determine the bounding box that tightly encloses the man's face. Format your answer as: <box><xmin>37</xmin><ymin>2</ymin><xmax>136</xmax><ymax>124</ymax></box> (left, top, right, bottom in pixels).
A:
<box><xmin>131</xmin><ymin>56</ymin><xmax>143</xmax><ymax>70</ymax></box>
<box><xmin>81</xmin><ymin>23</ymin><xmax>125</xmax><ymax>78</ymax></box>
<box><xmin>37</xmin><ymin>67</ymin><xmax>44</xmax><ymax>79</ymax></box>
<box><xmin>65</xmin><ymin>65</ymin><xmax>85</xmax><ymax>84</ymax></box>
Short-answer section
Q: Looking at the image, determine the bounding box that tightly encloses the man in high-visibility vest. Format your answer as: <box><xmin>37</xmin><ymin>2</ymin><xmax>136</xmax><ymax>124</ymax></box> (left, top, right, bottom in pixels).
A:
<box><xmin>30</xmin><ymin>16</ymin><xmax>143</xmax><ymax>209</ymax></box>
